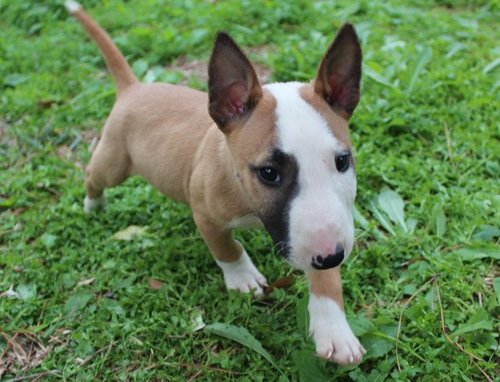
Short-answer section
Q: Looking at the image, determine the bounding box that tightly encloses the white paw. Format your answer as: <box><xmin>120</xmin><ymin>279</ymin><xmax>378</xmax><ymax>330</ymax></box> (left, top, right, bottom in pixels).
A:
<box><xmin>216</xmin><ymin>250</ymin><xmax>267</xmax><ymax>295</ymax></box>
<box><xmin>309</xmin><ymin>295</ymin><xmax>366</xmax><ymax>365</ymax></box>
<box><xmin>84</xmin><ymin>195</ymin><xmax>105</xmax><ymax>213</ymax></box>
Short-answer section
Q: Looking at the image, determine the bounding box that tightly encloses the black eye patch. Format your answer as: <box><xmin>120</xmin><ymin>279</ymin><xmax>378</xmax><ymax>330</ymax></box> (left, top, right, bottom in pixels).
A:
<box><xmin>249</xmin><ymin>148</ymin><xmax>299</xmax><ymax>258</ymax></box>
<box><xmin>253</xmin><ymin>149</ymin><xmax>290</xmax><ymax>188</ymax></box>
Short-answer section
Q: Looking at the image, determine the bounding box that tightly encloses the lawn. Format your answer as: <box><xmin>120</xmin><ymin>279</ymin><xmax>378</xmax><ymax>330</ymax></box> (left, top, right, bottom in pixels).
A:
<box><xmin>0</xmin><ymin>0</ymin><xmax>498</xmax><ymax>380</ymax></box>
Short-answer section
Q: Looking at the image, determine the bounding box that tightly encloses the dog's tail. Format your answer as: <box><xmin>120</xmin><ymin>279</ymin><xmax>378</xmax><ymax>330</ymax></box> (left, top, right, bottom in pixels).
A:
<box><xmin>65</xmin><ymin>0</ymin><xmax>138</xmax><ymax>94</ymax></box>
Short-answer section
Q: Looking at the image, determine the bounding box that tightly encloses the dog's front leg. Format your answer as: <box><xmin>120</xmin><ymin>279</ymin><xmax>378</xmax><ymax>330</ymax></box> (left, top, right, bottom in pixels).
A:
<box><xmin>194</xmin><ymin>213</ymin><xmax>267</xmax><ymax>295</ymax></box>
<box><xmin>306</xmin><ymin>268</ymin><xmax>365</xmax><ymax>365</ymax></box>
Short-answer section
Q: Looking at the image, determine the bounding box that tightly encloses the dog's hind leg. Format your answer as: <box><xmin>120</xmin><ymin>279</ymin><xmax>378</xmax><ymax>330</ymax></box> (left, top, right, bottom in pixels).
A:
<box><xmin>193</xmin><ymin>213</ymin><xmax>267</xmax><ymax>295</ymax></box>
<box><xmin>84</xmin><ymin>134</ymin><xmax>130</xmax><ymax>213</ymax></box>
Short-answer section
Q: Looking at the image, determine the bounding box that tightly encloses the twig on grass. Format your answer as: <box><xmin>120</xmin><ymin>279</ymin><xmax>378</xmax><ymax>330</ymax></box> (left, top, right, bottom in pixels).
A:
<box><xmin>94</xmin><ymin>340</ymin><xmax>116</xmax><ymax>377</ymax></box>
<box><xmin>179</xmin><ymin>362</ymin><xmax>243</xmax><ymax>376</ymax></box>
<box><xmin>0</xmin><ymin>331</ymin><xmax>49</xmax><ymax>377</ymax></box>
<box><xmin>187</xmin><ymin>369</ymin><xmax>203</xmax><ymax>382</ymax></box>
<box><xmin>75</xmin><ymin>341</ymin><xmax>117</xmax><ymax>367</ymax></box>
<box><xmin>2</xmin><ymin>370</ymin><xmax>61</xmax><ymax>382</ymax></box>
<box><xmin>435</xmin><ymin>281</ymin><xmax>494</xmax><ymax>382</ymax></box>
<box><xmin>395</xmin><ymin>274</ymin><xmax>439</xmax><ymax>371</ymax></box>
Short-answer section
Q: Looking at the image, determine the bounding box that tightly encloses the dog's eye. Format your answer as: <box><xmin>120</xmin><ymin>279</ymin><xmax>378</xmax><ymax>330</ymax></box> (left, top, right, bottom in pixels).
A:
<box><xmin>258</xmin><ymin>166</ymin><xmax>281</xmax><ymax>186</ymax></box>
<box><xmin>335</xmin><ymin>153</ymin><xmax>350</xmax><ymax>173</ymax></box>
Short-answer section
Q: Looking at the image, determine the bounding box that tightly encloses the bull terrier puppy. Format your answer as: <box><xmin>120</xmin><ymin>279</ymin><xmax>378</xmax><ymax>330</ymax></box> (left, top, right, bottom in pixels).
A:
<box><xmin>66</xmin><ymin>0</ymin><xmax>366</xmax><ymax>364</ymax></box>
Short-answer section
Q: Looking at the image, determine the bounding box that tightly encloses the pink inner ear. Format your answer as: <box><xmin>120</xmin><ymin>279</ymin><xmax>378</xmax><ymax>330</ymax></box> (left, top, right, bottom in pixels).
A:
<box><xmin>226</xmin><ymin>81</ymin><xmax>248</xmax><ymax>117</ymax></box>
<box><xmin>327</xmin><ymin>74</ymin><xmax>355</xmax><ymax>111</ymax></box>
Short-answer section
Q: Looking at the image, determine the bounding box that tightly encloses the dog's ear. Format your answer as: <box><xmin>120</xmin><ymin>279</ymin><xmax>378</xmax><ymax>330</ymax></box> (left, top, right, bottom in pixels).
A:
<box><xmin>314</xmin><ymin>24</ymin><xmax>362</xmax><ymax>119</ymax></box>
<box><xmin>208</xmin><ymin>32</ymin><xmax>263</xmax><ymax>129</ymax></box>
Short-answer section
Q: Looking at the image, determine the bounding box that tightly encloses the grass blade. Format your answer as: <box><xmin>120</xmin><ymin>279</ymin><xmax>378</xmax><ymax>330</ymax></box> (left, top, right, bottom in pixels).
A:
<box><xmin>377</xmin><ymin>188</ymin><xmax>407</xmax><ymax>233</ymax></box>
<box><xmin>205</xmin><ymin>323</ymin><xmax>278</xmax><ymax>369</ymax></box>
<box><xmin>292</xmin><ymin>350</ymin><xmax>328</xmax><ymax>382</ymax></box>
<box><xmin>363</xmin><ymin>64</ymin><xmax>396</xmax><ymax>88</ymax></box>
<box><xmin>452</xmin><ymin>309</ymin><xmax>492</xmax><ymax>337</ymax></box>
<box><xmin>354</xmin><ymin>205</ymin><xmax>386</xmax><ymax>240</ymax></box>
<box><xmin>407</xmin><ymin>47</ymin><xmax>432</xmax><ymax>94</ymax></box>
<box><xmin>368</xmin><ymin>199</ymin><xmax>396</xmax><ymax>236</ymax></box>
<box><xmin>431</xmin><ymin>203</ymin><xmax>446</xmax><ymax>237</ymax></box>
<box><xmin>482</xmin><ymin>58</ymin><xmax>500</xmax><ymax>74</ymax></box>
<box><xmin>455</xmin><ymin>247</ymin><xmax>500</xmax><ymax>261</ymax></box>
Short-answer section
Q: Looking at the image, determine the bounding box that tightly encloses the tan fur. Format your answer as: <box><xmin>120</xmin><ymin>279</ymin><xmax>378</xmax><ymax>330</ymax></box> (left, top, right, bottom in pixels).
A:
<box><xmin>86</xmin><ymin>82</ymin><xmax>279</xmax><ymax>264</ymax></box>
<box><xmin>73</xmin><ymin>8</ymin><xmax>278</xmax><ymax>265</ymax></box>
<box><xmin>188</xmin><ymin>90</ymin><xmax>278</xmax><ymax>262</ymax></box>
<box><xmin>306</xmin><ymin>268</ymin><xmax>344</xmax><ymax>310</ymax></box>
<box><xmin>70</xmin><ymin>5</ymin><xmax>365</xmax><ymax>364</ymax></box>
<box><xmin>85</xmin><ymin>83</ymin><xmax>213</xmax><ymax>204</ymax></box>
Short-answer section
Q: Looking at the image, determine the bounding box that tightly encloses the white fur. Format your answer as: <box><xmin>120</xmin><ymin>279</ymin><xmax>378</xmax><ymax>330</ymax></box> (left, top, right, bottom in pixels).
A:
<box><xmin>65</xmin><ymin>0</ymin><xmax>82</xmax><ymax>13</ymax></box>
<box><xmin>84</xmin><ymin>195</ymin><xmax>106</xmax><ymax>213</ymax></box>
<box><xmin>216</xmin><ymin>249</ymin><xmax>267</xmax><ymax>295</ymax></box>
<box><xmin>265</xmin><ymin>82</ymin><xmax>356</xmax><ymax>271</ymax></box>
<box><xmin>308</xmin><ymin>295</ymin><xmax>365</xmax><ymax>364</ymax></box>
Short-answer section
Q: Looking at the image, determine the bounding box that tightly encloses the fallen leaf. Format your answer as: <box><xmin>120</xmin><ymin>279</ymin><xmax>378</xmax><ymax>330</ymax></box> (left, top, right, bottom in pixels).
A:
<box><xmin>40</xmin><ymin>233</ymin><xmax>58</xmax><ymax>248</ymax></box>
<box><xmin>264</xmin><ymin>275</ymin><xmax>295</xmax><ymax>295</ymax></box>
<box><xmin>190</xmin><ymin>308</ymin><xmax>205</xmax><ymax>332</ymax></box>
<box><xmin>148</xmin><ymin>278</ymin><xmax>164</xmax><ymax>290</ymax></box>
<box><xmin>112</xmin><ymin>225</ymin><xmax>147</xmax><ymax>241</ymax></box>
<box><xmin>77</xmin><ymin>277</ymin><xmax>95</xmax><ymax>287</ymax></box>
<box><xmin>37</xmin><ymin>99</ymin><xmax>63</xmax><ymax>108</ymax></box>
<box><xmin>75</xmin><ymin>357</ymin><xmax>85</xmax><ymax>366</ymax></box>
<box><xmin>0</xmin><ymin>284</ymin><xmax>19</xmax><ymax>299</ymax></box>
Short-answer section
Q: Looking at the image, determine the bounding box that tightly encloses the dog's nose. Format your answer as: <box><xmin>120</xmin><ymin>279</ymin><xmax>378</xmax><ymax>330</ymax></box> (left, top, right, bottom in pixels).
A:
<box><xmin>311</xmin><ymin>243</ymin><xmax>344</xmax><ymax>270</ymax></box>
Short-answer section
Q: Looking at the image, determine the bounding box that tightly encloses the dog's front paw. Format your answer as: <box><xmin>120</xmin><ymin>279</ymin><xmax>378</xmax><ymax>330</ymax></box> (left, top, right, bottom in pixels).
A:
<box><xmin>216</xmin><ymin>250</ymin><xmax>267</xmax><ymax>295</ymax></box>
<box><xmin>309</xmin><ymin>295</ymin><xmax>366</xmax><ymax>365</ymax></box>
<box><xmin>312</xmin><ymin>323</ymin><xmax>365</xmax><ymax>365</ymax></box>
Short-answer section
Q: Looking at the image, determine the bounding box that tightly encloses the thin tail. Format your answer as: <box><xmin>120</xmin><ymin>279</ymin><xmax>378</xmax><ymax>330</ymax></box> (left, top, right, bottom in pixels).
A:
<box><xmin>65</xmin><ymin>0</ymin><xmax>138</xmax><ymax>94</ymax></box>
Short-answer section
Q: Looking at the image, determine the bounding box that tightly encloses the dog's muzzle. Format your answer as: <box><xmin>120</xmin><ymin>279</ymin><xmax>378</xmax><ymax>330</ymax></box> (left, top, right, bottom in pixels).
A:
<box><xmin>311</xmin><ymin>244</ymin><xmax>345</xmax><ymax>270</ymax></box>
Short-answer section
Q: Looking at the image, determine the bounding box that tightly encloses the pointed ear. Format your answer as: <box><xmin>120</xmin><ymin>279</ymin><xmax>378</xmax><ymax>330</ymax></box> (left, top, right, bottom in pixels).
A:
<box><xmin>208</xmin><ymin>32</ymin><xmax>263</xmax><ymax>129</ymax></box>
<box><xmin>314</xmin><ymin>23</ymin><xmax>362</xmax><ymax>119</ymax></box>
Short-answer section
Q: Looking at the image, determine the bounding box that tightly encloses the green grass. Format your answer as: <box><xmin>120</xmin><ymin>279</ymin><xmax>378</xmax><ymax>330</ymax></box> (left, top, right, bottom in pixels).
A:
<box><xmin>1</xmin><ymin>0</ymin><xmax>499</xmax><ymax>380</ymax></box>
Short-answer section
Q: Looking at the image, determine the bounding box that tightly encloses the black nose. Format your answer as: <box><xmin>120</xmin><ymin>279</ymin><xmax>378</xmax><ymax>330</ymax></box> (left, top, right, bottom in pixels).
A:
<box><xmin>311</xmin><ymin>244</ymin><xmax>345</xmax><ymax>270</ymax></box>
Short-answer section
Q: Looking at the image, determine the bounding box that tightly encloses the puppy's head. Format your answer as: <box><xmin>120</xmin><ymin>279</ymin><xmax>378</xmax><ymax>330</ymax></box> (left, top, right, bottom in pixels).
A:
<box><xmin>208</xmin><ymin>25</ymin><xmax>361</xmax><ymax>272</ymax></box>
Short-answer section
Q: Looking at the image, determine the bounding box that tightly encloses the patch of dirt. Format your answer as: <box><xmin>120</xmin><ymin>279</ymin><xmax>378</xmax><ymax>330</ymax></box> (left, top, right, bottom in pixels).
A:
<box><xmin>0</xmin><ymin>117</ymin><xmax>17</xmax><ymax>148</ymax></box>
<box><xmin>166</xmin><ymin>56</ymin><xmax>209</xmax><ymax>83</ymax></box>
<box><xmin>0</xmin><ymin>331</ymin><xmax>51</xmax><ymax>379</ymax></box>
<box><xmin>166</xmin><ymin>48</ymin><xmax>273</xmax><ymax>85</ymax></box>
